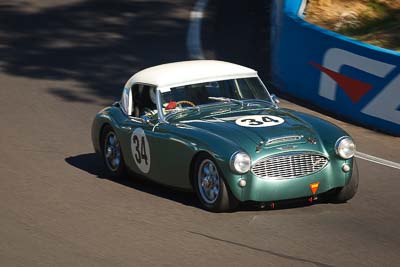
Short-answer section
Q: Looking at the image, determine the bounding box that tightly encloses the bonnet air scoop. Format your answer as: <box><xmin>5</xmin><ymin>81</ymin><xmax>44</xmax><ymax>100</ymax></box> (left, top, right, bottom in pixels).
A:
<box><xmin>266</xmin><ymin>135</ymin><xmax>304</xmax><ymax>145</ymax></box>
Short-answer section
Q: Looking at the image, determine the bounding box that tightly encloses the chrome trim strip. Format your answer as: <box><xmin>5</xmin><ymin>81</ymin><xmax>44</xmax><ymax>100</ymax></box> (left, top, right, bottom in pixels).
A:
<box><xmin>156</xmin><ymin>89</ymin><xmax>167</xmax><ymax>124</ymax></box>
<box><xmin>266</xmin><ymin>135</ymin><xmax>303</xmax><ymax>145</ymax></box>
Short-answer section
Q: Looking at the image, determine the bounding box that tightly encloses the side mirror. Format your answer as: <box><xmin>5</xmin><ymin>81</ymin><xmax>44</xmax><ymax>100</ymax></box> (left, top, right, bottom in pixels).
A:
<box><xmin>271</xmin><ymin>94</ymin><xmax>280</xmax><ymax>105</ymax></box>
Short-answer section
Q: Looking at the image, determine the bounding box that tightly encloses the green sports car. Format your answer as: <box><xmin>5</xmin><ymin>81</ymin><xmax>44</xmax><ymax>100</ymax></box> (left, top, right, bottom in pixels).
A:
<box><xmin>92</xmin><ymin>60</ymin><xmax>358</xmax><ymax>212</ymax></box>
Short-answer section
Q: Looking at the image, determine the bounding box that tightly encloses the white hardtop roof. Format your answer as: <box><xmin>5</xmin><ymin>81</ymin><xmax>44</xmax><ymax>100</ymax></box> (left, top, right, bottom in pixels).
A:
<box><xmin>125</xmin><ymin>60</ymin><xmax>258</xmax><ymax>90</ymax></box>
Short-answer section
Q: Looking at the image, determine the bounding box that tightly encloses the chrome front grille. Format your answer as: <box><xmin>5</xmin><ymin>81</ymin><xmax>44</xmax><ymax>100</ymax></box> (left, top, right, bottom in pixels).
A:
<box><xmin>252</xmin><ymin>152</ymin><xmax>328</xmax><ymax>179</ymax></box>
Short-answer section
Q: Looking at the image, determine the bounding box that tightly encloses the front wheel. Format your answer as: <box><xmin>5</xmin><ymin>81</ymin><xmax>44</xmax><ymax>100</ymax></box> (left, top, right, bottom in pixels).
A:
<box><xmin>193</xmin><ymin>155</ymin><xmax>238</xmax><ymax>212</ymax></box>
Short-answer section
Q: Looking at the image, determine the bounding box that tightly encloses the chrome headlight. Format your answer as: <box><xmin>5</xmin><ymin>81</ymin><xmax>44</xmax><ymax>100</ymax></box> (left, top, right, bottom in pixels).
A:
<box><xmin>230</xmin><ymin>151</ymin><xmax>251</xmax><ymax>174</ymax></box>
<box><xmin>335</xmin><ymin>136</ymin><xmax>355</xmax><ymax>159</ymax></box>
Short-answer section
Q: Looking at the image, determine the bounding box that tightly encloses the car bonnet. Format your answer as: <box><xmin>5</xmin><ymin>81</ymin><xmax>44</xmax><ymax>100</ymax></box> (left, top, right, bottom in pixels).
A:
<box><xmin>177</xmin><ymin>107</ymin><xmax>321</xmax><ymax>153</ymax></box>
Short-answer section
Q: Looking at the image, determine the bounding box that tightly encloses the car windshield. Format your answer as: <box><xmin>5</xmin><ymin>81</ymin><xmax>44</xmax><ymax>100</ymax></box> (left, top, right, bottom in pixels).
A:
<box><xmin>161</xmin><ymin>77</ymin><xmax>273</xmax><ymax>116</ymax></box>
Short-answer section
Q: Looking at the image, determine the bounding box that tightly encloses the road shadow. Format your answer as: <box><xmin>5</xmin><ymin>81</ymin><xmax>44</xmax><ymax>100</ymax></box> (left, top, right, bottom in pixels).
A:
<box><xmin>65</xmin><ymin>153</ymin><xmax>200</xmax><ymax>208</ymax></box>
<box><xmin>66</xmin><ymin>153</ymin><xmax>333</xmax><ymax>212</ymax></box>
<box><xmin>0</xmin><ymin>0</ymin><xmax>274</xmax><ymax>103</ymax></box>
<box><xmin>203</xmin><ymin>0</ymin><xmax>271</xmax><ymax>81</ymax></box>
<box><xmin>240</xmin><ymin>196</ymin><xmax>334</xmax><ymax>212</ymax></box>
<box><xmin>0</xmin><ymin>0</ymin><xmax>191</xmax><ymax>102</ymax></box>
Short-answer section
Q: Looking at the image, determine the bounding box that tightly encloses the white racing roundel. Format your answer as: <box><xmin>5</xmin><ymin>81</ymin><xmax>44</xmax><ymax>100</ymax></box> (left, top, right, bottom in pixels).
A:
<box><xmin>131</xmin><ymin>128</ymin><xmax>151</xmax><ymax>173</ymax></box>
<box><xmin>235</xmin><ymin>115</ymin><xmax>284</xmax><ymax>127</ymax></box>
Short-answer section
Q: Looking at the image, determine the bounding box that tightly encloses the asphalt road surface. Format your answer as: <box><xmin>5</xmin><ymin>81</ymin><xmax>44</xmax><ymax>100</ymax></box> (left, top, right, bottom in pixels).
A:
<box><xmin>1</xmin><ymin>1</ymin><xmax>399</xmax><ymax>266</ymax></box>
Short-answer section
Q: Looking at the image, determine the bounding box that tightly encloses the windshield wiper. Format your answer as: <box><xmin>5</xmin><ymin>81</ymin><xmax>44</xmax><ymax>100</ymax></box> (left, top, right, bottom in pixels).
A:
<box><xmin>164</xmin><ymin>105</ymin><xmax>200</xmax><ymax>121</ymax></box>
<box><xmin>245</xmin><ymin>99</ymin><xmax>276</xmax><ymax>108</ymax></box>
<box><xmin>208</xmin><ymin>97</ymin><xmax>245</xmax><ymax>107</ymax></box>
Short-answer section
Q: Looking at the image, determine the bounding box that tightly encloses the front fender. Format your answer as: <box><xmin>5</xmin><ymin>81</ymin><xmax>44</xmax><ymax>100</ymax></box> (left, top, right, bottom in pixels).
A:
<box><xmin>157</xmin><ymin>123</ymin><xmax>246</xmax><ymax>190</ymax></box>
<box><xmin>290</xmin><ymin>110</ymin><xmax>352</xmax><ymax>153</ymax></box>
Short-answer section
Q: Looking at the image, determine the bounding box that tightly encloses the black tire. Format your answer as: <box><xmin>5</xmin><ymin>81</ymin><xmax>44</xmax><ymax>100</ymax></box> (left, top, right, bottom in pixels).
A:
<box><xmin>101</xmin><ymin>125</ymin><xmax>126</xmax><ymax>177</ymax></box>
<box><xmin>193</xmin><ymin>154</ymin><xmax>239</xmax><ymax>212</ymax></box>
<box><xmin>332</xmin><ymin>159</ymin><xmax>359</xmax><ymax>203</ymax></box>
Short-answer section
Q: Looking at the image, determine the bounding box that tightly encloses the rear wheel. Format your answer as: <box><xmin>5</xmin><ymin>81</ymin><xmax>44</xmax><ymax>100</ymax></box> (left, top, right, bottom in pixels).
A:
<box><xmin>101</xmin><ymin>125</ymin><xmax>126</xmax><ymax>177</ymax></box>
<box><xmin>332</xmin><ymin>159</ymin><xmax>359</xmax><ymax>203</ymax></box>
<box><xmin>193</xmin><ymin>154</ymin><xmax>238</xmax><ymax>212</ymax></box>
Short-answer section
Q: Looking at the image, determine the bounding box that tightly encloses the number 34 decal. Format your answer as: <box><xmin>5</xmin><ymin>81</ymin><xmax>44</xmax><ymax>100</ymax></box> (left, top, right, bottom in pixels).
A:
<box><xmin>131</xmin><ymin>128</ymin><xmax>151</xmax><ymax>173</ymax></box>
<box><xmin>235</xmin><ymin>115</ymin><xmax>285</xmax><ymax>127</ymax></box>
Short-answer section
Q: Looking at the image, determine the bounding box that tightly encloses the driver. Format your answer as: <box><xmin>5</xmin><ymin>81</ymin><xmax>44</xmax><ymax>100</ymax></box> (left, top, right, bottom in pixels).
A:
<box><xmin>140</xmin><ymin>87</ymin><xmax>158</xmax><ymax>120</ymax></box>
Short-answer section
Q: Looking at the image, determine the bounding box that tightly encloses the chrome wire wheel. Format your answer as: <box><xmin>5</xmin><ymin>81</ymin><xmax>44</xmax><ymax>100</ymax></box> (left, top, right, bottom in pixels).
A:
<box><xmin>103</xmin><ymin>131</ymin><xmax>121</xmax><ymax>172</ymax></box>
<box><xmin>197</xmin><ymin>159</ymin><xmax>220</xmax><ymax>204</ymax></box>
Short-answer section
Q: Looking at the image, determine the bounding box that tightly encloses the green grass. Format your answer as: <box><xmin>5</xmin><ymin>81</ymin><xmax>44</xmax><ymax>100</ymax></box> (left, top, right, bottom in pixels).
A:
<box><xmin>337</xmin><ymin>0</ymin><xmax>400</xmax><ymax>51</ymax></box>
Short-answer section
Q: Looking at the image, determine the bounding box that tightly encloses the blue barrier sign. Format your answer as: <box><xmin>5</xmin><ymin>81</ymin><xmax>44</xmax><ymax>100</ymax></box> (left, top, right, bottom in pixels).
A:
<box><xmin>271</xmin><ymin>0</ymin><xmax>400</xmax><ymax>136</ymax></box>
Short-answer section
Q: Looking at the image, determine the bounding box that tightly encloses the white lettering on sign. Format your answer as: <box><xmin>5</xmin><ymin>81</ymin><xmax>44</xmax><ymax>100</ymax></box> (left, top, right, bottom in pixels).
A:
<box><xmin>316</xmin><ymin>48</ymin><xmax>399</xmax><ymax>124</ymax></box>
<box><xmin>361</xmin><ymin>74</ymin><xmax>400</xmax><ymax>124</ymax></box>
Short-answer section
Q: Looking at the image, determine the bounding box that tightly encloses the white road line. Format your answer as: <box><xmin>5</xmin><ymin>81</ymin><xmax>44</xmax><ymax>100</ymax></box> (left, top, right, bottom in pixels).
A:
<box><xmin>356</xmin><ymin>151</ymin><xmax>400</xmax><ymax>170</ymax></box>
<box><xmin>187</xmin><ymin>0</ymin><xmax>208</xmax><ymax>59</ymax></box>
<box><xmin>185</xmin><ymin>1</ymin><xmax>400</xmax><ymax>171</ymax></box>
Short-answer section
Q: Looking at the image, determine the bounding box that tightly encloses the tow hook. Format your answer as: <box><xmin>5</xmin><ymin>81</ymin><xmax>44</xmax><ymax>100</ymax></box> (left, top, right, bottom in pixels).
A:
<box><xmin>259</xmin><ymin>202</ymin><xmax>275</xmax><ymax>209</ymax></box>
<box><xmin>308</xmin><ymin>196</ymin><xmax>318</xmax><ymax>203</ymax></box>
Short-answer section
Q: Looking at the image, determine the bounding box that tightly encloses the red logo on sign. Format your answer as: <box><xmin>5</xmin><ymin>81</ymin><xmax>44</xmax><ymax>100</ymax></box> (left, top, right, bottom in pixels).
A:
<box><xmin>310</xmin><ymin>61</ymin><xmax>373</xmax><ymax>103</ymax></box>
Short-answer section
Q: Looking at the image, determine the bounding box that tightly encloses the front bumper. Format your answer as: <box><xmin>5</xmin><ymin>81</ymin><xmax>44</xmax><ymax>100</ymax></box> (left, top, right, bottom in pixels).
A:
<box><xmin>225</xmin><ymin>158</ymin><xmax>353</xmax><ymax>202</ymax></box>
